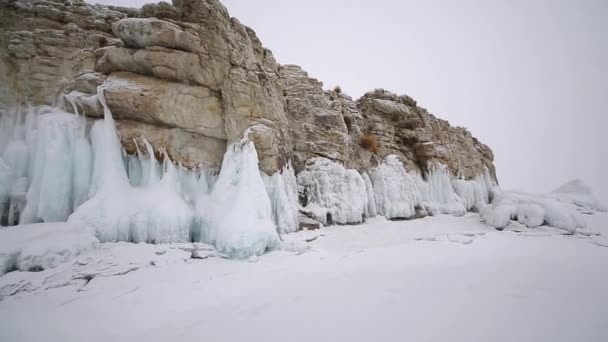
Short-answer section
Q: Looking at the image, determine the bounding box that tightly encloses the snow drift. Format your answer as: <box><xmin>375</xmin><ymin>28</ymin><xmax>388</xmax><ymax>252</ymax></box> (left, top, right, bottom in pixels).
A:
<box><xmin>0</xmin><ymin>222</ymin><xmax>98</xmax><ymax>275</ymax></box>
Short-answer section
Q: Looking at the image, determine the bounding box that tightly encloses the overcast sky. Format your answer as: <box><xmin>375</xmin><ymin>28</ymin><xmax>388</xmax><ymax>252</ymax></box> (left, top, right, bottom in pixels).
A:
<box><xmin>93</xmin><ymin>0</ymin><xmax>607</xmax><ymax>202</ymax></box>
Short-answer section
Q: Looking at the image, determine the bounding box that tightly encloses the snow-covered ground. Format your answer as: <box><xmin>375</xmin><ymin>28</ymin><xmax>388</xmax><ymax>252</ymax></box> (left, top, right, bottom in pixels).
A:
<box><xmin>1</xmin><ymin>212</ymin><xmax>607</xmax><ymax>342</ymax></box>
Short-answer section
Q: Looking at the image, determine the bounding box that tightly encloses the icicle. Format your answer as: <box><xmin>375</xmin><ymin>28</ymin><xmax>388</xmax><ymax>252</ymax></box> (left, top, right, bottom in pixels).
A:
<box><xmin>262</xmin><ymin>162</ymin><xmax>300</xmax><ymax>234</ymax></box>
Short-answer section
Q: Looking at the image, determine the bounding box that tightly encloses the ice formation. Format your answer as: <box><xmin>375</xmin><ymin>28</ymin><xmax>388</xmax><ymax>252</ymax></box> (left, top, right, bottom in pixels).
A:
<box><xmin>416</xmin><ymin>164</ymin><xmax>466</xmax><ymax>216</ymax></box>
<box><xmin>371</xmin><ymin>155</ymin><xmax>423</xmax><ymax>219</ymax></box>
<box><xmin>0</xmin><ymin>104</ymin><xmax>93</xmax><ymax>225</ymax></box>
<box><xmin>0</xmin><ymin>94</ymin><xmax>299</xmax><ymax>259</ymax></box>
<box><xmin>196</xmin><ymin>136</ymin><xmax>279</xmax><ymax>259</ymax></box>
<box><xmin>0</xmin><ymin>222</ymin><xmax>98</xmax><ymax>275</ymax></box>
<box><xmin>297</xmin><ymin>158</ymin><xmax>369</xmax><ymax>225</ymax></box>
<box><xmin>68</xmin><ymin>90</ymin><xmax>195</xmax><ymax>244</ymax></box>
<box><xmin>262</xmin><ymin>163</ymin><xmax>300</xmax><ymax>234</ymax></box>
<box><xmin>448</xmin><ymin>167</ymin><xmax>495</xmax><ymax>213</ymax></box>
<box><xmin>362</xmin><ymin>172</ymin><xmax>378</xmax><ymax>218</ymax></box>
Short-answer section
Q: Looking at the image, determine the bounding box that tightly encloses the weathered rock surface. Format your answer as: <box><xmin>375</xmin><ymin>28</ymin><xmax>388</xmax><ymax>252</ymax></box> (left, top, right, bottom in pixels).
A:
<box><xmin>0</xmin><ymin>0</ymin><xmax>497</xmax><ymax>183</ymax></box>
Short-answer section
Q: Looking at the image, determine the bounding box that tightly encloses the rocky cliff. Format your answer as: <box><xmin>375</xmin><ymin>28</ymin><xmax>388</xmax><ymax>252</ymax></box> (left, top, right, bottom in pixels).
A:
<box><xmin>0</xmin><ymin>0</ymin><xmax>498</xmax><ymax>216</ymax></box>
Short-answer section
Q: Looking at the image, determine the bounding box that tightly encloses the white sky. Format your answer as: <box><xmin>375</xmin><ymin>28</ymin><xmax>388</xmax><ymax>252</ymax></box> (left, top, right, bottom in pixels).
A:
<box><xmin>92</xmin><ymin>0</ymin><xmax>608</xmax><ymax>202</ymax></box>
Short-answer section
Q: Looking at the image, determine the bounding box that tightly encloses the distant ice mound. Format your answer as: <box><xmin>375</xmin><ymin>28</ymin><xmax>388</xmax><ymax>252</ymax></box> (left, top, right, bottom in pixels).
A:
<box><xmin>481</xmin><ymin>180</ymin><xmax>605</xmax><ymax>233</ymax></box>
<box><xmin>550</xmin><ymin>179</ymin><xmax>607</xmax><ymax>213</ymax></box>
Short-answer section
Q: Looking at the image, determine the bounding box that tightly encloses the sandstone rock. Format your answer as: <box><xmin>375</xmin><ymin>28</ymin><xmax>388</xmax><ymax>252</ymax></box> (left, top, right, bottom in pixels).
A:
<box><xmin>112</xmin><ymin>18</ymin><xmax>205</xmax><ymax>53</ymax></box>
<box><xmin>0</xmin><ymin>0</ymin><xmax>498</xmax><ymax>187</ymax></box>
<box><xmin>102</xmin><ymin>72</ymin><xmax>225</xmax><ymax>140</ymax></box>
<box><xmin>298</xmin><ymin>215</ymin><xmax>321</xmax><ymax>231</ymax></box>
<box><xmin>278</xmin><ymin>64</ymin><xmax>352</xmax><ymax>172</ymax></box>
<box><xmin>71</xmin><ymin>72</ymin><xmax>107</xmax><ymax>94</ymax></box>
<box><xmin>96</xmin><ymin>46</ymin><xmax>221</xmax><ymax>89</ymax></box>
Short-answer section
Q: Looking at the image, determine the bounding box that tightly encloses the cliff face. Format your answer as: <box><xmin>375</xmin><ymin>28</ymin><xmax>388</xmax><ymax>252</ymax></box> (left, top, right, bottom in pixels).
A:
<box><xmin>0</xmin><ymin>0</ymin><xmax>497</xmax><ymax>182</ymax></box>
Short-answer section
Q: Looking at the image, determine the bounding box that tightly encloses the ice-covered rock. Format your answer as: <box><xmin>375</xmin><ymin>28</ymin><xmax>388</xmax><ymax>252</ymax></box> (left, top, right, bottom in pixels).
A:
<box><xmin>297</xmin><ymin>158</ymin><xmax>368</xmax><ymax>225</ymax></box>
<box><xmin>371</xmin><ymin>155</ymin><xmax>423</xmax><ymax>220</ymax></box>
<box><xmin>196</xmin><ymin>136</ymin><xmax>279</xmax><ymax>259</ymax></box>
<box><xmin>262</xmin><ymin>163</ymin><xmax>300</xmax><ymax>234</ymax></box>
<box><xmin>481</xmin><ymin>191</ymin><xmax>587</xmax><ymax>233</ymax></box>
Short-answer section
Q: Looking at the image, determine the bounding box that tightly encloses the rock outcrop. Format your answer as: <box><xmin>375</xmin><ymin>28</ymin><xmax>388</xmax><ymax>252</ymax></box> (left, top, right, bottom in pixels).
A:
<box><xmin>0</xmin><ymin>0</ymin><xmax>498</xmax><ymax>218</ymax></box>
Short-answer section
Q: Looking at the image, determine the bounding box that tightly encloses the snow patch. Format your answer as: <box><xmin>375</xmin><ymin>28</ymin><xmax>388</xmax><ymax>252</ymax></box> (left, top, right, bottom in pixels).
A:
<box><xmin>0</xmin><ymin>222</ymin><xmax>98</xmax><ymax>275</ymax></box>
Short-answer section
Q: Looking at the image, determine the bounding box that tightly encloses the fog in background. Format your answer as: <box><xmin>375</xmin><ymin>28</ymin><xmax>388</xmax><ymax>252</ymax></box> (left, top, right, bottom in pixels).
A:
<box><xmin>93</xmin><ymin>0</ymin><xmax>608</xmax><ymax>203</ymax></box>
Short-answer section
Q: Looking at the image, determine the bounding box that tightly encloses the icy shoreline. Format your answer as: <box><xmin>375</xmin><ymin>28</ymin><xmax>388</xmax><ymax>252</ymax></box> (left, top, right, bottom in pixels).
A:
<box><xmin>1</xmin><ymin>99</ymin><xmax>606</xmax><ymax>263</ymax></box>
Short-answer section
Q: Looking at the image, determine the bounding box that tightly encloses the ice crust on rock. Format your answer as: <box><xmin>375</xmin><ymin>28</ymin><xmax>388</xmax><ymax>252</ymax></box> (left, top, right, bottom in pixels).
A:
<box><xmin>196</xmin><ymin>135</ymin><xmax>279</xmax><ymax>259</ymax></box>
<box><xmin>0</xmin><ymin>222</ymin><xmax>98</xmax><ymax>275</ymax></box>
<box><xmin>262</xmin><ymin>163</ymin><xmax>300</xmax><ymax>234</ymax></box>
<box><xmin>297</xmin><ymin>158</ymin><xmax>369</xmax><ymax>225</ymax></box>
<box><xmin>371</xmin><ymin>155</ymin><xmax>423</xmax><ymax>220</ymax></box>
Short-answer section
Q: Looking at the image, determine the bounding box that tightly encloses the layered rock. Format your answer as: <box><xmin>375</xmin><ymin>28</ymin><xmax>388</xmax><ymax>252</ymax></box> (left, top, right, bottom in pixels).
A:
<box><xmin>0</xmin><ymin>0</ymin><xmax>499</xmax><ymax>226</ymax></box>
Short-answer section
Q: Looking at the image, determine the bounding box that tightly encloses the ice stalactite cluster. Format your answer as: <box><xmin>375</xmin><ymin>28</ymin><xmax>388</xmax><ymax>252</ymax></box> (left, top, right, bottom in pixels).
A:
<box><xmin>296</xmin><ymin>155</ymin><xmax>499</xmax><ymax>224</ymax></box>
<box><xmin>362</xmin><ymin>173</ymin><xmax>377</xmax><ymax>218</ymax></box>
<box><xmin>371</xmin><ymin>155</ymin><xmax>423</xmax><ymax>220</ymax></box>
<box><xmin>0</xmin><ymin>93</ymin><xmax>297</xmax><ymax>259</ymax></box>
<box><xmin>0</xmin><ymin>105</ymin><xmax>92</xmax><ymax>226</ymax></box>
<box><xmin>262</xmin><ymin>163</ymin><xmax>300</xmax><ymax>234</ymax></box>
<box><xmin>451</xmin><ymin>169</ymin><xmax>493</xmax><ymax>213</ymax></box>
<box><xmin>415</xmin><ymin>164</ymin><xmax>466</xmax><ymax>216</ymax></box>
<box><xmin>297</xmin><ymin>158</ymin><xmax>370</xmax><ymax>225</ymax></box>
